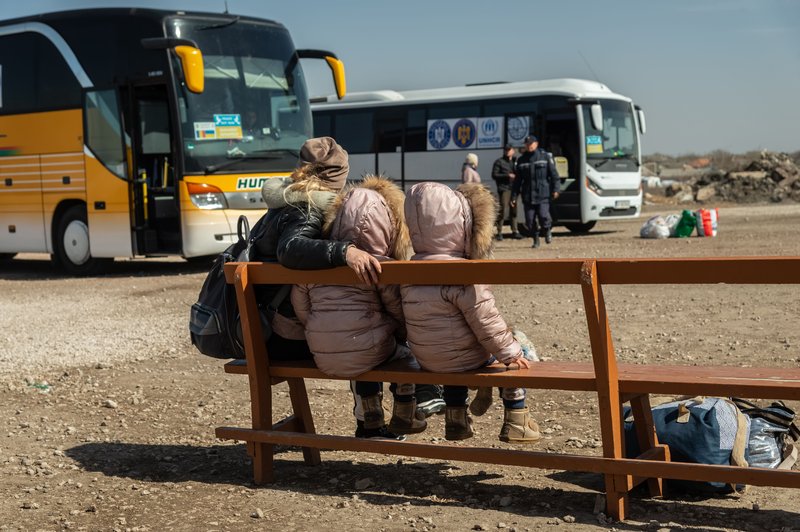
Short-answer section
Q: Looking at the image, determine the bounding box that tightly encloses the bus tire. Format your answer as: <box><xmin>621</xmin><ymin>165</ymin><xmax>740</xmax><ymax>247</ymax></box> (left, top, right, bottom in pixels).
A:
<box><xmin>563</xmin><ymin>221</ymin><xmax>596</xmax><ymax>234</ymax></box>
<box><xmin>53</xmin><ymin>205</ymin><xmax>112</xmax><ymax>275</ymax></box>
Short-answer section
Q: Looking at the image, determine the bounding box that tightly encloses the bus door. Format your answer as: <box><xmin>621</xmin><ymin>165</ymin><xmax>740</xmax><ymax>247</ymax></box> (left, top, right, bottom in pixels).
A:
<box><xmin>83</xmin><ymin>89</ymin><xmax>134</xmax><ymax>260</ymax></box>
<box><xmin>124</xmin><ymin>83</ymin><xmax>180</xmax><ymax>255</ymax></box>
<box><xmin>375</xmin><ymin>114</ymin><xmax>404</xmax><ymax>187</ymax></box>
<box><xmin>542</xmin><ymin>111</ymin><xmax>581</xmax><ymax>222</ymax></box>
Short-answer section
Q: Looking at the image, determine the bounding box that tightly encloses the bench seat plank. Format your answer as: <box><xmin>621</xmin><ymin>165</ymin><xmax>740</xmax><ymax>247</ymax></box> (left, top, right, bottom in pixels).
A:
<box><xmin>224</xmin><ymin>359</ymin><xmax>800</xmax><ymax>400</ymax></box>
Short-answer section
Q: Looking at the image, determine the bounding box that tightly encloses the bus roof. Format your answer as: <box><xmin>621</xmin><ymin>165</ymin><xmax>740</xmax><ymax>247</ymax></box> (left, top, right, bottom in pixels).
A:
<box><xmin>312</xmin><ymin>78</ymin><xmax>633</xmax><ymax>110</ymax></box>
<box><xmin>0</xmin><ymin>8</ymin><xmax>280</xmax><ymax>28</ymax></box>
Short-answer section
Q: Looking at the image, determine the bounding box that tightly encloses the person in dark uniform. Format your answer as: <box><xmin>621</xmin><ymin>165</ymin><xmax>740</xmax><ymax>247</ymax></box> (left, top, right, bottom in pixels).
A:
<box><xmin>510</xmin><ymin>135</ymin><xmax>560</xmax><ymax>248</ymax></box>
<box><xmin>491</xmin><ymin>144</ymin><xmax>522</xmax><ymax>240</ymax></box>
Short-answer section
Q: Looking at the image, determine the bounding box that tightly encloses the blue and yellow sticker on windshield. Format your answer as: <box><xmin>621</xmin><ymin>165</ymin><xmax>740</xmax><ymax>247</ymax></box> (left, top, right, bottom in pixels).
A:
<box><xmin>214</xmin><ymin>114</ymin><xmax>243</xmax><ymax>139</ymax></box>
<box><xmin>194</xmin><ymin>115</ymin><xmax>244</xmax><ymax>140</ymax></box>
<box><xmin>586</xmin><ymin>135</ymin><xmax>603</xmax><ymax>154</ymax></box>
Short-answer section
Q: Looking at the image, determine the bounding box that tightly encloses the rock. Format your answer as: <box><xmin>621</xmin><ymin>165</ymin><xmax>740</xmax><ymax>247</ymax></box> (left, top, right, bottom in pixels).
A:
<box><xmin>695</xmin><ymin>185</ymin><xmax>716</xmax><ymax>202</ymax></box>
<box><xmin>21</xmin><ymin>501</ymin><xmax>39</xmax><ymax>509</ymax></box>
<box><xmin>498</xmin><ymin>496</ymin><xmax>512</xmax><ymax>507</ymax></box>
<box><xmin>563</xmin><ymin>515</ymin><xmax>576</xmax><ymax>523</ymax></box>
<box><xmin>354</xmin><ymin>478</ymin><xmax>372</xmax><ymax>490</ymax></box>
<box><xmin>729</xmin><ymin>171</ymin><xmax>768</xmax><ymax>181</ymax></box>
<box><xmin>250</xmin><ymin>508</ymin><xmax>265</xmax><ymax>519</ymax></box>
<box><xmin>103</xmin><ymin>399</ymin><xmax>118</xmax><ymax>409</ymax></box>
<box><xmin>497</xmin><ymin>523</ymin><xmax>507</xmax><ymax>529</ymax></box>
<box><xmin>675</xmin><ymin>191</ymin><xmax>694</xmax><ymax>204</ymax></box>
<box><xmin>473</xmin><ymin>525</ymin><xmax>487</xmax><ymax>531</ymax></box>
<box><xmin>752</xmin><ymin>502</ymin><xmax>760</xmax><ymax>511</ymax></box>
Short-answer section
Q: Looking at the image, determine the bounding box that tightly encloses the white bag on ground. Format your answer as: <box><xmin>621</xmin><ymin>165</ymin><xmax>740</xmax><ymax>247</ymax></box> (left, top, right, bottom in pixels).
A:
<box><xmin>640</xmin><ymin>215</ymin><xmax>671</xmax><ymax>239</ymax></box>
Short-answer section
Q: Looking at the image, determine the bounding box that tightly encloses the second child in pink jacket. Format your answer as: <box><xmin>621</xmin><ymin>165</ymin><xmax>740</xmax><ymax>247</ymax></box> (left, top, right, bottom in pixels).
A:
<box><xmin>292</xmin><ymin>176</ymin><xmax>426</xmax><ymax>439</ymax></box>
<box><xmin>401</xmin><ymin>182</ymin><xmax>541</xmax><ymax>443</ymax></box>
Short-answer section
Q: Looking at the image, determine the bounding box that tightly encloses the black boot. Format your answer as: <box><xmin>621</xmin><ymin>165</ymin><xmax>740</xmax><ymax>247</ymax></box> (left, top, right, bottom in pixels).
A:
<box><xmin>545</xmin><ymin>229</ymin><xmax>552</xmax><ymax>244</ymax></box>
<box><xmin>532</xmin><ymin>235</ymin><xmax>540</xmax><ymax>248</ymax></box>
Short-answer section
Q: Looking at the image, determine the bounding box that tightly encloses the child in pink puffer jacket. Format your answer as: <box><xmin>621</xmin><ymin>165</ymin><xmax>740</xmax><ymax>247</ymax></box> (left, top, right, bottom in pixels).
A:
<box><xmin>292</xmin><ymin>176</ymin><xmax>425</xmax><ymax>439</ymax></box>
<box><xmin>401</xmin><ymin>182</ymin><xmax>541</xmax><ymax>443</ymax></box>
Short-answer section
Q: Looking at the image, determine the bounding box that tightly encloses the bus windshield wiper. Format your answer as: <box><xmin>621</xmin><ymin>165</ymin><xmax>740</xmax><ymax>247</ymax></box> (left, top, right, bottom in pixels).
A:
<box><xmin>198</xmin><ymin>17</ymin><xmax>240</xmax><ymax>31</ymax></box>
<box><xmin>614</xmin><ymin>153</ymin><xmax>641</xmax><ymax>167</ymax></box>
<box><xmin>204</xmin><ymin>153</ymin><xmax>282</xmax><ymax>175</ymax></box>
<box><xmin>248</xmin><ymin>148</ymin><xmax>301</xmax><ymax>158</ymax></box>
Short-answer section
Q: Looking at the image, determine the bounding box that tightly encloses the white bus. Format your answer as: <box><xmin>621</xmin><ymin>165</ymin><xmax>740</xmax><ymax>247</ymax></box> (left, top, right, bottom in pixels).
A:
<box><xmin>311</xmin><ymin>78</ymin><xmax>646</xmax><ymax>232</ymax></box>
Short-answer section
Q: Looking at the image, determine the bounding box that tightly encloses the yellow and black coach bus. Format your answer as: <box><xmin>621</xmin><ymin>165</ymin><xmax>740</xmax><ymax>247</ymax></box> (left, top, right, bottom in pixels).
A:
<box><xmin>0</xmin><ymin>8</ymin><xmax>345</xmax><ymax>273</ymax></box>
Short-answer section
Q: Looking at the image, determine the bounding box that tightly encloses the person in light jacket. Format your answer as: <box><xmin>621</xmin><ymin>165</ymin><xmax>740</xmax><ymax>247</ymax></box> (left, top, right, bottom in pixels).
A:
<box><xmin>400</xmin><ymin>182</ymin><xmax>541</xmax><ymax>443</ymax></box>
<box><xmin>461</xmin><ymin>152</ymin><xmax>481</xmax><ymax>184</ymax></box>
<box><xmin>292</xmin><ymin>176</ymin><xmax>426</xmax><ymax>439</ymax></box>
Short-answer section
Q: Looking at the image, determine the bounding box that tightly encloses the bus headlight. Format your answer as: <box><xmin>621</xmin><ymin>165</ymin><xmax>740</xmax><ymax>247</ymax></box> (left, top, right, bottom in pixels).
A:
<box><xmin>585</xmin><ymin>176</ymin><xmax>602</xmax><ymax>196</ymax></box>
<box><xmin>187</xmin><ymin>182</ymin><xmax>228</xmax><ymax>210</ymax></box>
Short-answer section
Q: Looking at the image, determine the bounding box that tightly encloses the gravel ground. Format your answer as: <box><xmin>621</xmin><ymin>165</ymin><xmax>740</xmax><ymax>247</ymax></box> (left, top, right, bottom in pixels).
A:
<box><xmin>1</xmin><ymin>202</ymin><xmax>798</xmax><ymax>531</ymax></box>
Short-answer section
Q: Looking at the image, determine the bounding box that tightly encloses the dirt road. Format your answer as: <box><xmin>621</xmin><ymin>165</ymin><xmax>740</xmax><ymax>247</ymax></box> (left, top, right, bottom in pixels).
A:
<box><xmin>1</xmin><ymin>203</ymin><xmax>798</xmax><ymax>531</ymax></box>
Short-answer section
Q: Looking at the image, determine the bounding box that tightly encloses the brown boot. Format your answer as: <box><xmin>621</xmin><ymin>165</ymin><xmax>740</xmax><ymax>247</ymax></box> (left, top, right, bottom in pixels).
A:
<box><xmin>469</xmin><ymin>387</ymin><xmax>494</xmax><ymax>416</ymax></box>
<box><xmin>499</xmin><ymin>407</ymin><xmax>541</xmax><ymax>443</ymax></box>
<box><xmin>388</xmin><ymin>399</ymin><xmax>427</xmax><ymax>435</ymax></box>
<box><xmin>445</xmin><ymin>406</ymin><xmax>474</xmax><ymax>441</ymax></box>
<box><xmin>361</xmin><ymin>394</ymin><xmax>385</xmax><ymax>430</ymax></box>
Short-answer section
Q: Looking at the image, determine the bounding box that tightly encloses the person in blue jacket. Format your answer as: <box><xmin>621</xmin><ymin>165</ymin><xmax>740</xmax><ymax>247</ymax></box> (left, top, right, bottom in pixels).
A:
<box><xmin>510</xmin><ymin>135</ymin><xmax>560</xmax><ymax>248</ymax></box>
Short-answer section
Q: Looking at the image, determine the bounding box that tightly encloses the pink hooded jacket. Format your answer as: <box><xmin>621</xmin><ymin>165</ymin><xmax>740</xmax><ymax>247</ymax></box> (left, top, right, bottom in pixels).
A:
<box><xmin>400</xmin><ymin>182</ymin><xmax>522</xmax><ymax>372</ymax></box>
<box><xmin>291</xmin><ymin>177</ymin><xmax>412</xmax><ymax>378</ymax></box>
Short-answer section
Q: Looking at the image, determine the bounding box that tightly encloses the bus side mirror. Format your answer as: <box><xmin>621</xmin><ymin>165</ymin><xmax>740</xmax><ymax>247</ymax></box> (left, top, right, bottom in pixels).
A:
<box><xmin>324</xmin><ymin>56</ymin><xmax>347</xmax><ymax>100</ymax></box>
<box><xmin>637</xmin><ymin>108</ymin><xmax>647</xmax><ymax>135</ymax></box>
<box><xmin>590</xmin><ymin>104</ymin><xmax>603</xmax><ymax>131</ymax></box>
<box><xmin>141</xmin><ymin>37</ymin><xmax>205</xmax><ymax>94</ymax></box>
<box><xmin>174</xmin><ymin>46</ymin><xmax>205</xmax><ymax>94</ymax></box>
<box><xmin>296</xmin><ymin>49</ymin><xmax>347</xmax><ymax>100</ymax></box>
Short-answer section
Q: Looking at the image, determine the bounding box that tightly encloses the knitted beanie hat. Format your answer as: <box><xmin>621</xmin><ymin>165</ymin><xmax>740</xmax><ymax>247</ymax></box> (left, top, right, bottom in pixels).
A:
<box><xmin>299</xmin><ymin>137</ymin><xmax>349</xmax><ymax>190</ymax></box>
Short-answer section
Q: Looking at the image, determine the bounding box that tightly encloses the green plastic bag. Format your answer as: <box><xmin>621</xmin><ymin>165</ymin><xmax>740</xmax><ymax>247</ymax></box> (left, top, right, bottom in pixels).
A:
<box><xmin>674</xmin><ymin>210</ymin><xmax>696</xmax><ymax>238</ymax></box>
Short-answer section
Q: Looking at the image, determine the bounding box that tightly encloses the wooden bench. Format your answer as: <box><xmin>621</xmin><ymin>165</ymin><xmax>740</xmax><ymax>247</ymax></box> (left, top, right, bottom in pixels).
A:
<box><xmin>215</xmin><ymin>257</ymin><xmax>800</xmax><ymax>521</ymax></box>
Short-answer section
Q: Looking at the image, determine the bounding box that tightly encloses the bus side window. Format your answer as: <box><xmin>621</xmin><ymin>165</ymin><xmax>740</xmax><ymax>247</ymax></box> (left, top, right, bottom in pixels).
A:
<box><xmin>85</xmin><ymin>90</ymin><xmax>128</xmax><ymax>179</ymax></box>
<box><xmin>313</xmin><ymin>113</ymin><xmax>332</xmax><ymax>137</ymax></box>
<box><xmin>334</xmin><ymin>111</ymin><xmax>373</xmax><ymax>154</ymax></box>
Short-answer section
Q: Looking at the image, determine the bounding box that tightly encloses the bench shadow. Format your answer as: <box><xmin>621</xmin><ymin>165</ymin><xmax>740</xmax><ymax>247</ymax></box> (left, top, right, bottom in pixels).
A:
<box><xmin>66</xmin><ymin>442</ymin><xmax>796</xmax><ymax>530</ymax></box>
<box><xmin>0</xmin><ymin>257</ymin><xmax>210</xmax><ymax>281</ymax></box>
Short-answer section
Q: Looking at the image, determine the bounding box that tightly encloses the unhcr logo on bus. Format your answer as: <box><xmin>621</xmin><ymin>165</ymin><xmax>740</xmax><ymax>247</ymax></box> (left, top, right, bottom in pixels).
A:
<box><xmin>477</xmin><ymin>117</ymin><xmax>503</xmax><ymax>149</ymax></box>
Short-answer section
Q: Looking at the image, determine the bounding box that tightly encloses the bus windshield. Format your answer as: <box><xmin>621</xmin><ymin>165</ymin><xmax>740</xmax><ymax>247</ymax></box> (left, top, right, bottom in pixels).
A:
<box><xmin>167</xmin><ymin>17</ymin><xmax>312</xmax><ymax>174</ymax></box>
<box><xmin>583</xmin><ymin>99</ymin><xmax>639</xmax><ymax>172</ymax></box>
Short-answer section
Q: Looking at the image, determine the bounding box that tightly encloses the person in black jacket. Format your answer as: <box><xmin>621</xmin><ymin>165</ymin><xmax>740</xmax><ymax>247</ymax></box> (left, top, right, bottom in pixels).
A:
<box><xmin>491</xmin><ymin>144</ymin><xmax>522</xmax><ymax>240</ymax></box>
<box><xmin>253</xmin><ymin>137</ymin><xmax>381</xmax><ymax>361</ymax></box>
<box><xmin>510</xmin><ymin>135</ymin><xmax>560</xmax><ymax>248</ymax></box>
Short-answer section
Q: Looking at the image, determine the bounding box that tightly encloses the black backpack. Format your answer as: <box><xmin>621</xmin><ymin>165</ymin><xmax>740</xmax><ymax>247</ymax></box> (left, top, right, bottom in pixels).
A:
<box><xmin>189</xmin><ymin>215</ymin><xmax>281</xmax><ymax>359</ymax></box>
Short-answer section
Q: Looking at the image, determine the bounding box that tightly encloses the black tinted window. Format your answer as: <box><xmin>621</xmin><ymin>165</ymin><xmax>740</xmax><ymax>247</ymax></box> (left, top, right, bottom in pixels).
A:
<box><xmin>334</xmin><ymin>112</ymin><xmax>373</xmax><ymax>154</ymax></box>
<box><xmin>0</xmin><ymin>32</ymin><xmax>82</xmax><ymax>114</ymax></box>
<box><xmin>405</xmin><ymin>107</ymin><xmax>426</xmax><ymax>151</ymax></box>
<box><xmin>37</xmin><ymin>36</ymin><xmax>82</xmax><ymax>110</ymax></box>
<box><xmin>313</xmin><ymin>113</ymin><xmax>332</xmax><ymax>137</ymax></box>
<box><xmin>0</xmin><ymin>33</ymin><xmax>37</xmax><ymax>114</ymax></box>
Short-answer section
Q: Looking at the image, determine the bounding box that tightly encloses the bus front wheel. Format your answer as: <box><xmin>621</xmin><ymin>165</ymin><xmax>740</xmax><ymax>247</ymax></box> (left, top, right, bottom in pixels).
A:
<box><xmin>53</xmin><ymin>205</ymin><xmax>111</xmax><ymax>275</ymax></box>
<box><xmin>563</xmin><ymin>221</ymin><xmax>596</xmax><ymax>234</ymax></box>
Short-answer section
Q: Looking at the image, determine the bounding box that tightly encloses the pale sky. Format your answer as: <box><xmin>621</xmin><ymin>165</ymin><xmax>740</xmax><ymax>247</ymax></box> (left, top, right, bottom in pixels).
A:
<box><xmin>4</xmin><ymin>0</ymin><xmax>800</xmax><ymax>155</ymax></box>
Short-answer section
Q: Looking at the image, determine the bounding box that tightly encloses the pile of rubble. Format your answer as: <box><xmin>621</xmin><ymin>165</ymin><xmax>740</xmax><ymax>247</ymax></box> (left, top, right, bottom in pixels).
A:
<box><xmin>664</xmin><ymin>151</ymin><xmax>800</xmax><ymax>204</ymax></box>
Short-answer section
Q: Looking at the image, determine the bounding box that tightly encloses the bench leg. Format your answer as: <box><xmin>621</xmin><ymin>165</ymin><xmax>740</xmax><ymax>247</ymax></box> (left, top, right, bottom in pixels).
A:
<box><xmin>630</xmin><ymin>394</ymin><xmax>666</xmax><ymax>498</ymax></box>
<box><xmin>287</xmin><ymin>378</ymin><xmax>322</xmax><ymax>466</ymax></box>
<box><xmin>252</xmin><ymin>442</ymin><xmax>275</xmax><ymax>484</ymax></box>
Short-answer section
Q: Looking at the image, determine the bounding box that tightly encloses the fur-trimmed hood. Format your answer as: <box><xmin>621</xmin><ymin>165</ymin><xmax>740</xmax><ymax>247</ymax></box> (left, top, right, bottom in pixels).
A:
<box><xmin>405</xmin><ymin>182</ymin><xmax>497</xmax><ymax>260</ymax></box>
<box><xmin>261</xmin><ymin>176</ymin><xmax>338</xmax><ymax>211</ymax></box>
<box><xmin>323</xmin><ymin>175</ymin><xmax>411</xmax><ymax>260</ymax></box>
